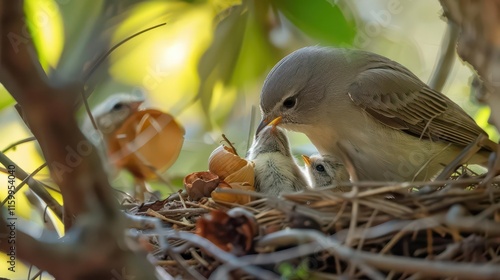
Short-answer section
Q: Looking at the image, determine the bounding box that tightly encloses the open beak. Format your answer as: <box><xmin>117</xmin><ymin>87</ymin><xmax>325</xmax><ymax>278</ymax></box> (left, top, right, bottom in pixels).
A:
<box><xmin>255</xmin><ymin>118</ymin><xmax>268</xmax><ymax>137</ymax></box>
<box><xmin>301</xmin><ymin>155</ymin><xmax>311</xmax><ymax>166</ymax></box>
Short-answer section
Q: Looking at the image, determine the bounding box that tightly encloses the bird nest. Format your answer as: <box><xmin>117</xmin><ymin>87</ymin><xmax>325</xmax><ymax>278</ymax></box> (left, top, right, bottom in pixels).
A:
<box><xmin>127</xmin><ymin>167</ymin><xmax>500</xmax><ymax>280</ymax></box>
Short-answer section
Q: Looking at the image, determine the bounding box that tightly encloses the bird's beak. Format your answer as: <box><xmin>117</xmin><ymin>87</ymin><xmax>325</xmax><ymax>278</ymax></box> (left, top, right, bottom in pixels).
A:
<box><xmin>268</xmin><ymin>116</ymin><xmax>282</xmax><ymax>127</ymax></box>
<box><xmin>256</xmin><ymin>116</ymin><xmax>282</xmax><ymax>136</ymax></box>
<box><xmin>301</xmin><ymin>155</ymin><xmax>311</xmax><ymax>166</ymax></box>
<box><xmin>256</xmin><ymin>118</ymin><xmax>268</xmax><ymax>137</ymax></box>
<box><xmin>130</xmin><ymin>101</ymin><xmax>144</xmax><ymax>112</ymax></box>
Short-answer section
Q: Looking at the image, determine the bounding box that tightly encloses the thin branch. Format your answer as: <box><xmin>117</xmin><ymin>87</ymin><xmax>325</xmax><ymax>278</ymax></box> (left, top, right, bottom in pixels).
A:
<box><xmin>1</xmin><ymin>136</ymin><xmax>37</xmax><ymax>153</ymax></box>
<box><xmin>428</xmin><ymin>21</ymin><xmax>459</xmax><ymax>92</ymax></box>
<box><xmin>81</xmin><ymin>22</ymin><xmax>166</xmax><ymax>85</ymax></box>
<box><xmin>78</xmin><ymin>22</ymin><xmax>167</xmax><ymax>131</ymax></box>
<box><xmin>0</xmin><ymin>152</ymin><xmax>62</xmax><ymax>219</ymax></box>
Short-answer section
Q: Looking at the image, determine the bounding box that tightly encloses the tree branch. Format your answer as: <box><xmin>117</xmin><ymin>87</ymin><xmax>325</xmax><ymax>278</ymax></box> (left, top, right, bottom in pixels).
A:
<box><xmin>439</xmin><ymin>0</ymin><xmax>500</xmax><ymax>132</ymax></box>
<box><xmin>428</xmin><ymin>21</ymin><xmax>459</xmax><ymax>92</ymax></box>
<box><xmin>0</xmin><ymin>1</ymin><xmax>163</xmax><ymax>278</ymax></box>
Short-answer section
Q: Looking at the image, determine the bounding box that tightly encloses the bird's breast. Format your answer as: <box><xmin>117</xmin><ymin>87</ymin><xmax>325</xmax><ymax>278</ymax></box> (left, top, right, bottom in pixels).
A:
<box><xmin>296</xmin><ymin>115</ymin><xmax>459</xmax><ymax>181</ymax></box>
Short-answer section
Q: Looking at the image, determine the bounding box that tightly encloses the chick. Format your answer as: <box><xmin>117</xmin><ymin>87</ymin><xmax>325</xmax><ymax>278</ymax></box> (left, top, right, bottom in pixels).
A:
<box><xmin>81</xmin><ymin>93</ymin><xmax>145</xmax><ymax>148</ymax></box>
<box><xmin>81</xmin><ymin>93</ymin><xmax>152</xmax><ymax>198</ymax></box>
<box><xmin>247</xmin><ymin>125</ymin><xmax>308</xmax><ymax>196</ymax></box>
<box><xmin>302</xmin><ymin>154</ymin><xmax>350</xmax><ymax>189</ymax></box>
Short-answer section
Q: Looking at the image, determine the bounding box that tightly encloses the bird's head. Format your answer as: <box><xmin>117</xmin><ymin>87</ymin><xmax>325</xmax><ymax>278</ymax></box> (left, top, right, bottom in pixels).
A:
<box><xmin>256</xmin><ymin>46</ymin><xmax>357</xmax><ymax>136</ymax></box>
<box><xmin>302</xmin><ymin>154</ymin><xmax>348</xmax><ymax>187</ymax></box>
<box><xmin>247</xmin><ymin>125</ymin><xmax>291</xmax><ymax>159</ymax></box>
<box><xmin>91</xmin><ymin>94</ymin><xmax>145</xmax><ymax>135</ymax></box>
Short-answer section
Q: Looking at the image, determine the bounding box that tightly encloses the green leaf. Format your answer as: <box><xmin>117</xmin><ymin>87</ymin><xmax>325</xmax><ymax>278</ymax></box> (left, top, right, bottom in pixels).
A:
<box><xmin>272</xmin><ymin>0</ymin><xmax>356</xmax><ymax>45</ymax></box>
<box><xmin>475</xmin><ymin>106</ymin><xmax>500</xmax><ymax>142</ymax></box>
<box><xmin>230</xmin><ymin>0</ymin><xmax>279</xmax><ymax>86</ymax></box>
<box><xmin>55</xmin><ymin>0</ymin><xmax>104</xmax><ymax>79</ymax></box>
<box><xmin>197</xmin><ymin>2</ymin><xmax>248</xmax><ymax>124</ymax></box>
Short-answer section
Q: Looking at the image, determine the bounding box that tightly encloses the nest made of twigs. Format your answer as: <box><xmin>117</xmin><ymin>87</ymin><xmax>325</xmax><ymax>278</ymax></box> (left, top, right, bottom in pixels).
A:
<box><xmin>126</xmin><ymin>167</ymin><xmax>500</xmax><ymax>280</ymax></box>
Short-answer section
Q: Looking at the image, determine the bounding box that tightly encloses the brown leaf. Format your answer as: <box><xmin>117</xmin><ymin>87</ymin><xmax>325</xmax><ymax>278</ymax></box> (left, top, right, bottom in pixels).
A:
<box><xmin>184</xmin><ymin>171</ymin><xmax>220</xmax><ymax>201</ymax></box>
<box><xmin>108</xmin><ymin>109</ymin><xmax>184</xmax><ymax>179</ymax></box>
<box><xmin>208</xmin><ymin>144</ymin><xmax>248</xmax><ymax>180</ymax></box>
<box><xmin>195</xmin><ymin>208</ymin><xmax>258</xmax><ymax>256</ymax></box>
<box><xmin>211</xmin><ymin>181</ymin><xmax>254</xmax><ymax>204</ymax></box>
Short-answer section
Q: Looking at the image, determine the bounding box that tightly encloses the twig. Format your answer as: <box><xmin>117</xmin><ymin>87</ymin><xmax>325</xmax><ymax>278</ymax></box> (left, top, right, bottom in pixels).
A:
<box><xmin>177</xmin><ymin>189</ymin><xmax>187</xmax><ymax>209</ymax></box>
<box><xmin>153</xmin><ymin>208</ymin><xmax>209</xmax><ymax>216</ymax></box>
<box><xmin>346</xmin><ymin>193</ymin><xmax>359</xmax><ymax>247</ymax></box>
<box><xmin>0</xmin><ymin>153</ymin><xmax>62</xmax><ymax>220</ymax></box>
<box><xmin>189</xmin><ymin>247</ymin><xmax>211</xmax><ymax>268</ymax></box>
<box><xmin>164</xmin><ymin>231</ymin><xmax>280</xmax><ymax>280</ymax></box>
<box><xmin>428</xmin><ymin>22</ymin><xmax>459</xmax><ymax>91</ymax></box>
<box><xmin>146</xmin><ymin>208</ymin><xmax>195</xmax><ymax>228</ymax></box>
<box><xmin>445</xmin><ymin>204</ymin><xmax>500</xmax><ymax>235</ymax></box>
<box><xmin>81</xmin><ymin>22</ymin><xmax>167</xmax><ymax>94</ymax></box>
<box><xmin>1</xmin><ymin>136</ymin><xmax>37</xmax><ymax>153</ymax></box>
<box><xmin>434</xmin><ymin>135</ymin><xmax>485</xmax><ymax>182</ymax></box>
<box><xmin>156</xmin><ymin>259</ymin><xmax>199</xmax><ymax>266</ymax></box>
<box><xmin>165</xmin><ymin>249</ymin><xmax>206</xmax><ymax>280</ymax></box>
<box><xmin>255</xmin><ymin>230</ymin><xmax>385</xmax><ymax>280</ymax></box>
<box><xmin>185</xmin><ymin>201</ymin><xmax>219</xmax><ymax>211</ymax></box>
<box><xmin>0</xmin><ymin>162</ymin><xmax>47</xmax><ymax>206</ymax></box>
<box><xmin>221</xmin><ymin>134</ymin><xmax>238</xmax><ymax>156</ymax></box>
<box><xmin>258</xmin><ymin>229</ymin><xmax>500</xmax><ymax>279</ymax></box>
<box><xmin>324</xmin><ymin>200</ymin><xmax>347</xmax><ymax>232</ymax></box>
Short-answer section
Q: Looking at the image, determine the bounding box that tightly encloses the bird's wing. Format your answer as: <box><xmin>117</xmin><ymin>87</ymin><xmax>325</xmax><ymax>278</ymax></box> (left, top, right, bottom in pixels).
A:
<box><xmin>348</xmin><ymin>67</ymin><xmax>487</xmax><ymax>147</ymax></box>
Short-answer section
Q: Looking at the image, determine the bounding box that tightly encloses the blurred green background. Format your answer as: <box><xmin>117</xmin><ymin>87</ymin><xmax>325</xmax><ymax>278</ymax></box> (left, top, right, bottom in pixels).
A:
<box><xmin>0</xmin><ymin>0</ymin><xmax>499</xmax><ymax>278</ymax></box>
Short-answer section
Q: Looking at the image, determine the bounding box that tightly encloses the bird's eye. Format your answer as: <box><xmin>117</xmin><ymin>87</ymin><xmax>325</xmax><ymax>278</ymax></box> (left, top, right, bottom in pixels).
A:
<box><xmin>315</xmin><ymin>164</ymin><xmax>325</xmax><ymax>172</ymax></box>
<box><xmin>282</xmin><ymin>97</ymin><xmax>296</xmax><ymax>109</ymax></box>
<box><xmin>112</xmin><ymin>102</ymin><xmax>124</xmax><ymax>111</ymax></box>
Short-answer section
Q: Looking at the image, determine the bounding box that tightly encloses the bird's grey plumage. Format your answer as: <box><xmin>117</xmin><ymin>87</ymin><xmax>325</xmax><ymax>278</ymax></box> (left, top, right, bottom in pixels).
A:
<box><xmin>304</xmin><ymin>154</ymin><xmax>349</xmax><ymax>188</ymax></box>
<box><xmin>259</xmin><ymin>46</ymin><xmax>496</xmax><ymax>182</ymax></box>
<box><xmin>247</xmin><ymin>126</ymin><xmax>308</xmax><ymax>195</ymax></box>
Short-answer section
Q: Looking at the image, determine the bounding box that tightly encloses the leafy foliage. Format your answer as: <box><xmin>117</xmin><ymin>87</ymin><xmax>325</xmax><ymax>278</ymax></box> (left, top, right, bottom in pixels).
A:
<box><xmin>271</xmin><ymin>0</ymin><xmax>356</xmax><ymax>45</ymax></box>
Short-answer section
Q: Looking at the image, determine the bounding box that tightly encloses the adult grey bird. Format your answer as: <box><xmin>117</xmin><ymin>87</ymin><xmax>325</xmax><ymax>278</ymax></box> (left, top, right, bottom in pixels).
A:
<box><xmin>247</xmin><ymin>124</ymin><xmax>308</xmax><ymax>196</ymax></box>
<box><xmin>302</xmin><ymin>154</ymin><xmax>350</xmax><ymax>189</ymax></box>
<box><xmin>257</xmin><ymin>46</ymin><xmax>496</xmax><ymax>182</ymax></box>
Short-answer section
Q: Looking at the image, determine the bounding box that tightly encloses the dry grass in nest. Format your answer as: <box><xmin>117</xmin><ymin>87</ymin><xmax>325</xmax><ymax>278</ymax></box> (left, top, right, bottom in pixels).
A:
<box><xmin>125</xmin><ymin>166</ymin><xmax>500</xmax><ymax>279</ymax></box>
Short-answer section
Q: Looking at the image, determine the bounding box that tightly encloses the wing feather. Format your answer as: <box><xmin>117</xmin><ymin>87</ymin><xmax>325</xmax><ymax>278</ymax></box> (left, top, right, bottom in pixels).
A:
<box><xmin>348</xmin><ymin>67</ymin><xmax>488</xmax><ymax>147</ymax></box>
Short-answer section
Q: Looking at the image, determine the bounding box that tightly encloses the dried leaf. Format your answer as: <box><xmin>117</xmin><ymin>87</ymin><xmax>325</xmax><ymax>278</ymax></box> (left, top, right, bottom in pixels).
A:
<box><xmin>208</xmin><ymin>144</ymin><xmax>248</xmax><ymax>180</ymax></box>
<box><xmin>211</xmin><ymin>181</ymin><xmax>254</xmax><ymax>205</ymax></box>
<box><xmin>184</xmin><ymin>171</ymin><xmax>220</xmax><ymax>201</ymax></box>
<box><xmin>108</xmin><ymin>109</ymin><xmax>184</xmax><ymax>179</ymax></box>
<box><xmin>224</xmin><ymin>161</ymin><xmax>255</xmax><ymax>186</ymax></box>
<box><xmin>196</xmin><ymin>208</ymin><xmax>257</xmax><ymax>256</ymax></box>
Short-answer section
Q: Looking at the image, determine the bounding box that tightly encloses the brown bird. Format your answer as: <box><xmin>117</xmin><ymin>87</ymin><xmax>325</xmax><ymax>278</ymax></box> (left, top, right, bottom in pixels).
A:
<box><xmin>257</xmin><ymin>46</ymin><xmax>496</xmax><ymax>182</ymax></box>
